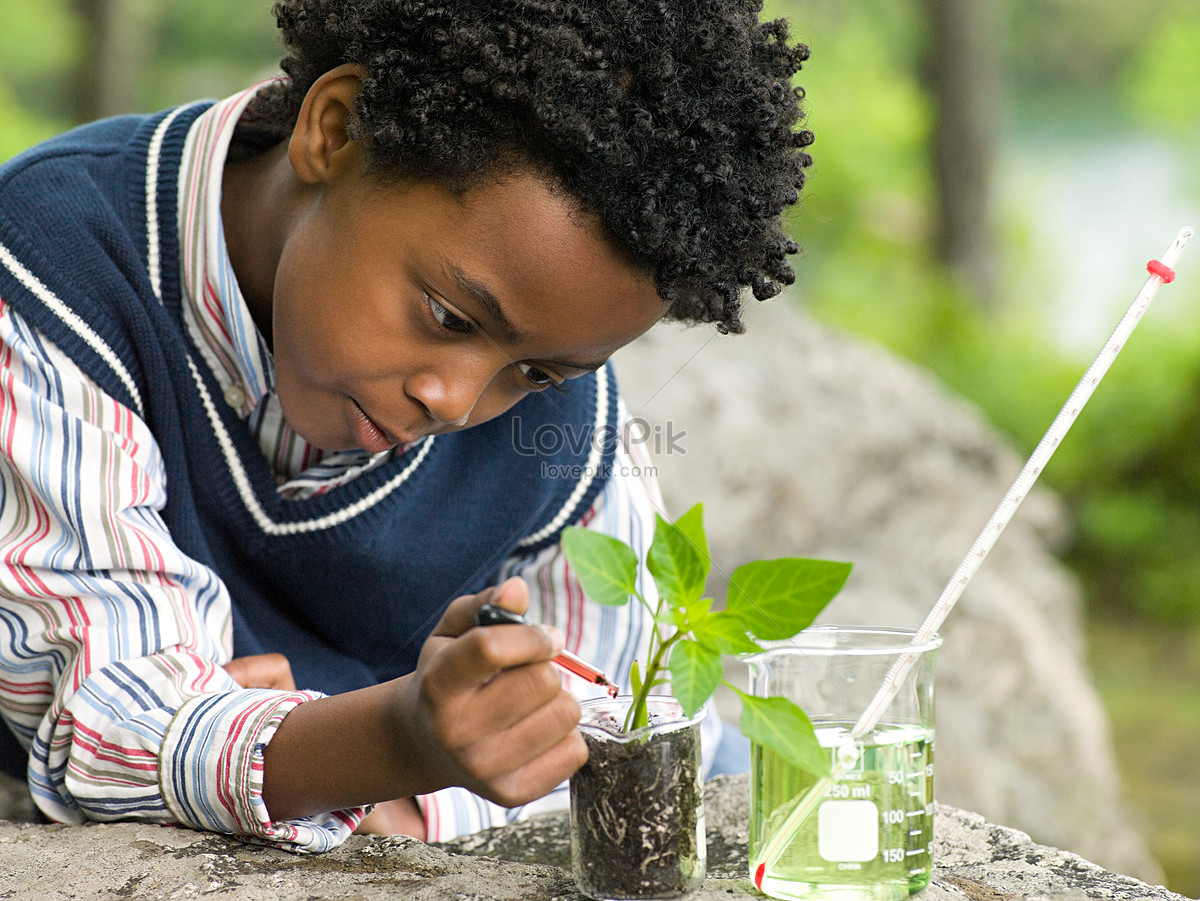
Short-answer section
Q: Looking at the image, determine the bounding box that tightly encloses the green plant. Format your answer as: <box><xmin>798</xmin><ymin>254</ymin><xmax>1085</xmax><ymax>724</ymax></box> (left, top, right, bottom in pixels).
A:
<box><xmin>561</xmin><ymin>502</ymin><xmax>850</xmax><ymax>778</ymax></box>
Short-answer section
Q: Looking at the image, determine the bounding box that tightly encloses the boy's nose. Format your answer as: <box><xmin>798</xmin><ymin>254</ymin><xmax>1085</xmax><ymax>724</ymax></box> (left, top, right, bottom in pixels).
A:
<box><xmin>406</xmin><ymin>369</ymin><xmax>485</xmax><ymax>427</ymax></box>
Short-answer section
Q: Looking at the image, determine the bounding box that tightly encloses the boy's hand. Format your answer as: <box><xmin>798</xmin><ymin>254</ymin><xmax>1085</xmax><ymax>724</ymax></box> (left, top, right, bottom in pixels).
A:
<box><xmin>353</xmin><ymin>797</ymin><xmax>426</xmax><ymax>838</ymax></box>
<box><xmin>397</xmin><ymin>577</ymin><xmax>587</xmax><ymax>808</ymax></box>
<box><xmin>223</xmin><ymin>652</ymin><xmax>296</xmax><ymax>690</ymax></box>
<box><xmin>261</xmin><ymin>577</ymin><xmax>586</xmax><ymax>822</ymax></box>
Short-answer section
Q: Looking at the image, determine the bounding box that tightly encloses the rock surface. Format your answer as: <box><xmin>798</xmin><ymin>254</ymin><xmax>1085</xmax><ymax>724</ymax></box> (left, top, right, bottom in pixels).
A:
<box><xmin>610</xmin><ymin>302</ymin><xmax>1158</xmax><ymax>880</ymax></box>
<box><xmin>0</xmin><ymin>775</ymin><xmax>1186</xmax><ymax>900</ymax></box>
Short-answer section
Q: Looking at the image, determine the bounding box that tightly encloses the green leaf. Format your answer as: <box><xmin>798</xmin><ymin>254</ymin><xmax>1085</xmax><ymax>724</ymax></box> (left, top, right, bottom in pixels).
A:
<box><xmin>561</xmin><ymin>527</ymin><xmax>639</xmax><ymax>607</ymax></box>
<box><xmin>666</xmin><ymin>597</ymin><xmax>712</xmax><ymax>634</ymax></box>
<box><xmin>739</xmin><ymin>694</ymin><xmax>830</xmax><ymax>778</ymax></box>
<box><xmin>668</xmin><ymin>639</ymin><xmax>722</xmax><ymax>717</ymax></box>
<box><xmin>726</xmin><ymin>558</ymin><xmax>851</xmax><ymax>641</ymax></box>
<box><xmin>688</xmin><ymin>597</ymin><xmax>713</xmax><ymax>623</ymax></box>
<box><xmin>692</xmin><ymin>610</ymin><xmax>762</xmax><ymax>656</ymax></box>
<box><xmin>673</xmin><ymin>503</ymin><xmax>710</xmax><ymax>572</ymax></box>
<box><xmin>648</xmin><ymin>511</ymin><xmax>709</xmax><ymax>608</ymax></box>
<box><xmin>629</xmin><ymin>659</ymin><xmax>643</xmax><ymax>697</ymax></box>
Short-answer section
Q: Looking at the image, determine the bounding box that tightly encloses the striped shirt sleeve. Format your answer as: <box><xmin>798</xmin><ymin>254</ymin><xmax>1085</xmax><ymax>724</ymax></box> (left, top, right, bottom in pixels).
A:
<box><xmin>416</xmin><ymin>398</ymin><xmax>725</xmax><ymax>841</ymax></box>
<box><xmin>0</xmin><ymin>299</ymin><xmax>363</xmax><ymax>850</ymax></box>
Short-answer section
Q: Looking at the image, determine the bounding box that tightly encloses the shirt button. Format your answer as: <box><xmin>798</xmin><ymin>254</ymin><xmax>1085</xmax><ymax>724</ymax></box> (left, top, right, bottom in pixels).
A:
<box><xmin>223</xmin><ymin>384</ymin><xmax>246</xmax><ymax>409</ymax></box>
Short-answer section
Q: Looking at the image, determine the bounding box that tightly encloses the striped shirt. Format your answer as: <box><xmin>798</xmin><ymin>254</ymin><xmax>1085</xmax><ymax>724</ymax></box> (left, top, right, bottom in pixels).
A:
<box><xmin>0</xmin><ymin>86</ymin><xmax>693</xmax><ymax>849</ymax></box>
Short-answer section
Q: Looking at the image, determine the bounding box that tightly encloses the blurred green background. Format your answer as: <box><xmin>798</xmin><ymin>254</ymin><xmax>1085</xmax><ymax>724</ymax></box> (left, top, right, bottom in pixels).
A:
<box><xmin>2</xmin><ymin>0</ymin><xmax>1197</xmax><ymax>893</ymax></box>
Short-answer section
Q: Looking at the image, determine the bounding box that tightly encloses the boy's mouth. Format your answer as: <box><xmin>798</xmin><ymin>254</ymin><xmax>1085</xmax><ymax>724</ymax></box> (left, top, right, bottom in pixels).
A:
<box><xmin>350</xmin><ymin>400</ymin><xmax>408</xmax><ymax>453</ymax></box>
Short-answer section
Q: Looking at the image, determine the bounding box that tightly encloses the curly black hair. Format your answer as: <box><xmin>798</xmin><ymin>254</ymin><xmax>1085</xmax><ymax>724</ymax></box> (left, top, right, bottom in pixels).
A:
<box><xmin>247</xmin><ymin>0</ymin><xmax>813</xmax><ymax>333</ymax></box>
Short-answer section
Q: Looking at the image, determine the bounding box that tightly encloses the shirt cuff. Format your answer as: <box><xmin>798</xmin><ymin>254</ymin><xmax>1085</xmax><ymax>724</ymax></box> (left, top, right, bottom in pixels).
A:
<box><xmin>160</xmin><ymin>689</ymin><xmax>366</xmax><ymax>851</ymax></box>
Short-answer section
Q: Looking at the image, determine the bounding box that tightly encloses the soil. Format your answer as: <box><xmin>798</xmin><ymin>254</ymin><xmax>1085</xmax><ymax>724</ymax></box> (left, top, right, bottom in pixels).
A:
<box><xmin>570</xmin><ymin>718</ymin><xmax>705</xmax><ymax>899</ymax></box>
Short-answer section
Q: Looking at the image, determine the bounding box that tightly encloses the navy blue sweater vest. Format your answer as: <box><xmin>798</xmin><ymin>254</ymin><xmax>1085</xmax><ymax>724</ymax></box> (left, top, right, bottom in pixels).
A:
<box><xmin>0</xmin><ymin>104</ymin><xmax>620</xmax><ymax>695</ymax></box>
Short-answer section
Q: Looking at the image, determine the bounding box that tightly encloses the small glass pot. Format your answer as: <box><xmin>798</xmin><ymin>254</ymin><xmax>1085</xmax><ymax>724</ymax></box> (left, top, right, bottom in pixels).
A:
<box><xmin>569</xmin><ymin>696</ymin><xmax>707</xmax><ymax>900</ymax></box>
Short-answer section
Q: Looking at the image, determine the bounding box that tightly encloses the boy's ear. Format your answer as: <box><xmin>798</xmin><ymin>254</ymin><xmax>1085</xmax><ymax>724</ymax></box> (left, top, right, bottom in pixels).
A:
<box><xmin>287</xmin><ymin>63</ymin><xmax>370</xmax><ymax>185</ymax></box>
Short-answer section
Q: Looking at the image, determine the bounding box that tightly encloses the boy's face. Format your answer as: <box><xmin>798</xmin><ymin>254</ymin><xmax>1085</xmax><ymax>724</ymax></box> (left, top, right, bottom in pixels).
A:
<box><xmin>269</xmin><ymin>167</ymin><xmax>667</xmax><ymax>452</ymax></box>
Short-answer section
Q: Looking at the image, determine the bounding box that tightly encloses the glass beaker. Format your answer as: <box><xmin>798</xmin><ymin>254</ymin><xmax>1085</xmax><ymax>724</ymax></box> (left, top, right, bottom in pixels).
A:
<box><xmin>570</xmin><ymin>696</ymin><xmax>707</xmax><ymax>900</ymax></box>
<box><xmin>747</xmin><ymin>627</ymin><xmax>941</xmax><ymax>901</ymax></box>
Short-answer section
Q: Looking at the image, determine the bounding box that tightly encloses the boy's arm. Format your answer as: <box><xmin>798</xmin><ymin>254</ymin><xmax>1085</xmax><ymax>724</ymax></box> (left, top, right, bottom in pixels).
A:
<box><xmin>0</xmin><ymin>301</ymin><xmax>365</xmax><ymax>848</ymax></box>
<box><xmin>259</xmin><ymin>578</ymin><xmax>581</xmax><ymax>821</ymax></box>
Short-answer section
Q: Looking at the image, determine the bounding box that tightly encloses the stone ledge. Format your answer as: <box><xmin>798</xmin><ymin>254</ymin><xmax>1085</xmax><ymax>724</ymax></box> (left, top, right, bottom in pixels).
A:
<box><xmin>0</xmin><ymin>776</ymin><xmax>1188</xmax><ymax>900</ymax></box>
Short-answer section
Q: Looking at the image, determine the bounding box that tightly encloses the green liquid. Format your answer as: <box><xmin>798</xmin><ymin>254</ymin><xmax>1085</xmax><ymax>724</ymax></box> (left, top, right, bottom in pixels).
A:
<box><xmin>750</xmin><ymin>723</ymin><xmax>935</xmax><ymax>901</ymax></box>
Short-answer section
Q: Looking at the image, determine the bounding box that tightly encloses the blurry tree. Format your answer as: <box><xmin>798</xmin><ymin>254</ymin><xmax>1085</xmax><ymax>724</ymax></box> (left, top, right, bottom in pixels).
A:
<box><xmin>73</xmin><ymin>0</ymin><xmax>149</xmax><ymax>121</ymax></box>
<box><xmin>919</xmin><ymin>0</ymin><xmax>1001</xmax><ymax>310</ymax></box>
<box><xmin>0</xmin><ymin>0</ymin><xmax>278</xmax><ymax>151</ymax></box>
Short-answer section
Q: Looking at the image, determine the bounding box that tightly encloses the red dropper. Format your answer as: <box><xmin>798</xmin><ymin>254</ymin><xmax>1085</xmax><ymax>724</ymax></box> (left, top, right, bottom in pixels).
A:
<box><xmin>475</xmin><ymin>604</ymin><xmax>619</xmax><ymax>697</ymax></box>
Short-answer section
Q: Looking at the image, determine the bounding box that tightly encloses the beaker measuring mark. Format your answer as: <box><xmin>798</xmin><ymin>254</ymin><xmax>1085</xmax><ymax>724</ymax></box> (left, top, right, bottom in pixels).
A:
<box><xmin>825</xmin><ymin>781</ymin><xmax>875</xmax><ymax>801</ymax></box>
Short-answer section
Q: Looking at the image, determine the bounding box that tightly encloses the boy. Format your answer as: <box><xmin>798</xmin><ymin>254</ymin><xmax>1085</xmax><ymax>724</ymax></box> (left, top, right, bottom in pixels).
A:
<box><xmin>0</xmin><ymin>0</ymin><xmax>812</xmax><ymax>849</ymax></box>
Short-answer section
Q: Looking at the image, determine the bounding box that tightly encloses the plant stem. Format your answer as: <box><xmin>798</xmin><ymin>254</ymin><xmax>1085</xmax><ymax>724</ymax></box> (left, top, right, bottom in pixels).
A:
<box><xmin>623</xmin><ymin>628</ymin><xmax>686</xmax><ymax>732</ymax></box>
<box><xmin>631</xmin><ymin>588</ymin><xmax>657</xmax><ymax>628</ymax></box>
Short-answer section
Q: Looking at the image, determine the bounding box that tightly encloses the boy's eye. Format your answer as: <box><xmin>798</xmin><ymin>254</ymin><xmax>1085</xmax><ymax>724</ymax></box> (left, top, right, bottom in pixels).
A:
<box><xmin>517</xmin><ymin>362</ymin><xmax>565</xmax><ymax>392</ymax></box>
<box><xmin>426</xmin><ymin>294</ymin><xmax>473</xmax><ymax>334</ymax></box>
